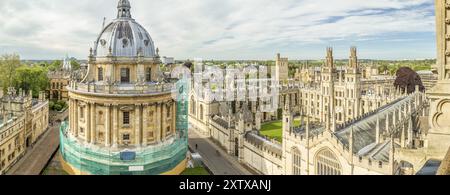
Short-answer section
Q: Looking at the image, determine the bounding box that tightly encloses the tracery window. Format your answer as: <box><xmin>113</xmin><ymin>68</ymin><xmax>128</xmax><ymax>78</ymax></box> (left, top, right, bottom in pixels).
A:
<box><xmin>315</xmin><ymin>148</ymin><xmax>342</xmax><ymax>175</ymax></box>
<box><xmin>292</xmin><ymin>148</ymin><xmax>301</xmax><ymax>175</ymax></box>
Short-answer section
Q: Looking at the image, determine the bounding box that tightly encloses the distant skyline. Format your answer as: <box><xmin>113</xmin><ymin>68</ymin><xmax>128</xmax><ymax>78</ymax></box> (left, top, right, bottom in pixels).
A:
<box><xmin>0</xmin><ymin>0</ymin><xmax>437</xmax><ymax>60</ymax></box>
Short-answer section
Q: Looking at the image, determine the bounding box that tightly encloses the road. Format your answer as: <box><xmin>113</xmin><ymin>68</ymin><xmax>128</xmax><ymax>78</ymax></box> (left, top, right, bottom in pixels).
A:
<box><xmin>6</xmin><ymin>110</ymin><xmax>68</xmax><ymax>175</ymax></box>
<box><xmin>188</xmin><ymin>129</ymin><xmax>254</xmax><ymax>175</ymax></box>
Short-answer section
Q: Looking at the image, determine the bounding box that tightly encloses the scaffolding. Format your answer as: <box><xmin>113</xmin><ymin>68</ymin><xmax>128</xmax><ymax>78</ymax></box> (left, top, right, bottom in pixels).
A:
<box><xmin>60</xmin><ymin>79</ymin><xmax>190</xmax><ymax>175</ymax></box>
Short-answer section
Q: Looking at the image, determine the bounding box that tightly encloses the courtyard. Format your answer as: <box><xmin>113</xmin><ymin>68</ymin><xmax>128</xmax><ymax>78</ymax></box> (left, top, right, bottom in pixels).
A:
<box><xmin>260</xmin><ymin>118</ymin><xmax>303</xmax><ymax>142</ymax></box>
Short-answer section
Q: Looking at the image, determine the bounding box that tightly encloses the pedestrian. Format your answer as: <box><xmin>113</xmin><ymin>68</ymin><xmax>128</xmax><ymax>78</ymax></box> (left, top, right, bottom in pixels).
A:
<box><xmin>195</xmin><ymin>144</ymin><xmax>198</xmax><ymax>150</ymax></box>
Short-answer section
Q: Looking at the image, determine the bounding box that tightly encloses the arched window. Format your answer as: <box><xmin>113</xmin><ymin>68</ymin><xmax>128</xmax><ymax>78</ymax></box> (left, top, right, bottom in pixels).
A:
<box><xmin>200</xmin><ymin>105</ymin><xmax>204</xmax><ymax>120</ymax></box>
<box><xmin>98</xmin><ymin>67</ymin><xmax>103</xmax><ymax>81</ymax></box>
<box><xmin>190</xmin><ymin>97</ymin><xmax>196</xmax><ymax>115</ymax></box>
<box><xmin>292</xmin><ymin>148</ymin><xmax>301</xmax><ymax>175</ymax></box>
<box><xmin>315</xmin><ymin>148</ymin><xmax>342</xmax><ymax>175</ymax></box>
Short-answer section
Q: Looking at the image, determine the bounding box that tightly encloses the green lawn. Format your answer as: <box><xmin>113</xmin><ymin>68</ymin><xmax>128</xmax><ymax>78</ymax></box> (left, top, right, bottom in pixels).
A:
<box><xmin>181</xmin><ymin>167</ymin><xmax>210</xmax><ymax>175</ymax></box>
<box><xmin>260</xmin><ymin>119</ymin><xmax>302</xmax><ymax>142</ymax></box>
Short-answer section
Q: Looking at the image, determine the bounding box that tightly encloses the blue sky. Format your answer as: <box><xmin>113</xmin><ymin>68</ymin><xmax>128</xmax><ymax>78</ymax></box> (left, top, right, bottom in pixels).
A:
<box><xmin>0</xmin><ymin>0</ymin><xmax>436</xmax><ymax>60</ymax></box>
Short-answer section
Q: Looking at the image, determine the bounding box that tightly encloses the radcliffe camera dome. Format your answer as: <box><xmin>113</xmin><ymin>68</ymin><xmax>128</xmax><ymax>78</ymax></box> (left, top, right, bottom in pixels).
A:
<box><xmin>93</xmin><ymin>0</ymin><xmax>156</xmax><ymax>58</ymax></box>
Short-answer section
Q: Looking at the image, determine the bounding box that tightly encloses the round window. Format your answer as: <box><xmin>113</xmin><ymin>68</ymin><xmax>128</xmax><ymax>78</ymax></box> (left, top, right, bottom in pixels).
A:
<box><xmin>100</xmin><ymin>39</ymin><xmax>107</xmax><ymax>46</ymax></box>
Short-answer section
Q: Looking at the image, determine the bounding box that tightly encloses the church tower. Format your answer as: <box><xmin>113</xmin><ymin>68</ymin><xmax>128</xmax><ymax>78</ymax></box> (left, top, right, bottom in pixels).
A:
<box><xmin>345</xmin><ymin>47</ymin><xmax>361</xmax><ymax>120</ymax></box>
<box><xmin>275</xmin><ymin>53</ymin><xmax>289</xmax><ymax>82</ymax></box>
<box><xmin>321</xmin><ymin>47</ymin><xmax>336</xmax><ymax>131</ymax></box>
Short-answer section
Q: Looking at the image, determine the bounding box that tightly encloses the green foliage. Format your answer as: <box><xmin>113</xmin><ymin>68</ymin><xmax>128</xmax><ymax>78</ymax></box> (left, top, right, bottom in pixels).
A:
<box><xmin>53</xmin><ymin>104</ymin><xmax>63</xmax><ymax>111</ymax></box>
<box><xmin>47</xmin><ymin>60</ymin><xmax>62</xmax><ymax>71</ymax></box>
<box><xmin>378</xmin><ymin>64</ymin><xmax>389</xmax><ymax>74</ymax></box>
<box><xmin>50</xmin><ymin>100</ymin><xmax>68</xmax><ymax>111</ymax></box>
<box><xmin>181</xmin><ymin>167</ymin><xmax>210</xmax><ymax>175</ymax></box>
<box><xmin>49</xmin><ymin>101</ymin><xmax>55</xmax><ymax>109</ymax></box>
<box><xmin>13</xmin><ymin>65</ymin><xmax>49</xmax><ymax>98</ymax></box>
<box><xmin>0</xmin><ymin>53</ymin><xmax>21</xmax><ymax>92</ymax></box>
<box><xmin>71</xmin><ymin>60</ymin><xmax>81</xmax><ymax>70</ymax></box>
<box><xmin>370</xmin><ymin>59</ymin><xmax>435</xmax><ymax>76</ymax></box>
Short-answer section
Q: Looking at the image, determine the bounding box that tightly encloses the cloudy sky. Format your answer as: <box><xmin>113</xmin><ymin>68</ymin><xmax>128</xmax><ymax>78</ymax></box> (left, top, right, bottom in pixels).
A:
<box><xmin>0</xmin><ymin>0</ymin><xmax>436</xmax><ymax>60</ymax></box>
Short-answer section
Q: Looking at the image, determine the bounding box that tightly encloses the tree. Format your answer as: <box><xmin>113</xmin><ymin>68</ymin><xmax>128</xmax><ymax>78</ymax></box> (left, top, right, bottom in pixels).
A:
<box><xmin>71</xmin><ymin>59</ymin><xmax>81</xmax><ymax>70</ymax></box>
<box><xmin>378</xmin><ymin>64</ymin><xmax>388</xmax><ymax>74</ymax></box>
<box><xmin>13</xmin><ymin>65</ymin><xmax>49</xmax><ymax>98</ymax></box>
<box><xmin>48</xmin><ymin>60</ymin><xmax>62</xmax><ymax>71</ymax></box>
<box><xmin>0</xmin><ymin>54</ymin><xmax>21</xmax><ymax>92</ymax></box>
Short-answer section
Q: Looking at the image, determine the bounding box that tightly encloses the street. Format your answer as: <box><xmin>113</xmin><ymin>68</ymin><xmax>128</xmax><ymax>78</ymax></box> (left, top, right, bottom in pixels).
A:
<box><xmin>188</xmin><ymin>129</ymin><xmax>254</xmax><ymax>175</ymax></box>
<box><xmin>6</xmin><ymin>110</ymin><xmax>68</xmax><ymax>175</ymax></box>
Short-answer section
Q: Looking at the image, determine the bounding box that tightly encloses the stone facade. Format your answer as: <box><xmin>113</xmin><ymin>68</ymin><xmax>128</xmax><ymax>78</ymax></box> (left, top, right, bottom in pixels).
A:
<box><xmin>47</xmin><ymin>70</ymin><xmax>70</xmax><ymax>102</ymax></box>
<box><xmin>0</xmin><ymin>88</ymin><xmax>49</xmax><ymax>174</ymax></box>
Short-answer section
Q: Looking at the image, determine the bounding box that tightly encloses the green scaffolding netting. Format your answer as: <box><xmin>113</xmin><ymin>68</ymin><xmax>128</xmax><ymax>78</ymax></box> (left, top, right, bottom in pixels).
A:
<box><xmin>60</xmin><ymin>79</ymin><xmax>190</xmax><ymax>175</ymax></box>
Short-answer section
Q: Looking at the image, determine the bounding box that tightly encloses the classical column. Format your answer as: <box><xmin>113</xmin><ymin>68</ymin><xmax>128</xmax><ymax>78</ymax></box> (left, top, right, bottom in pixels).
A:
<box><xmin>105</xmin><ymin>104</ymin><xmax>111</xmax><ymax>147</ymax></box>
<box><xmin>74</xmin><ymin>100</ymin><xmax>79</xmax><ymax>137</ymax></box>
<box><xmin>86</xmin><ymin>103</ymin><xmax>91</xmax><ymax>143</ymax></box>
<box><xmin>69</xmin><ymin>99</ymin><xmax>73</xmax><ymax>134</ymax></box>
<box><xmin>162</xmin><ymin>102</ymin><xmax>167</xmax><ymax>141</ymax></box>
<box><xmin>112</xmin><ymin>104</ymin><xmax>119</xmax><ymax>148</ymax></box>
<box><xmin>172</xmin><ymin>102</ymin><xmax>176</xmax><ymax>135</ymax></box>
<box><xmin>156</xmin><ymin>103</ymin><xmax>162</xmax><ymax>142</ymax></box>
<box><xmin>135</xmin><ymin>104</ymin><xmax>142</xmax><ymax>147</ymax></box>
<box><xmin>142</xmin><ymin>104</ymin><xmax>149</xmax><ymax>147</ymax></box>
<box><xmin>90</xmin><ymin>102</ymin><xmax>96</xmax><ymax>144</ymax></box>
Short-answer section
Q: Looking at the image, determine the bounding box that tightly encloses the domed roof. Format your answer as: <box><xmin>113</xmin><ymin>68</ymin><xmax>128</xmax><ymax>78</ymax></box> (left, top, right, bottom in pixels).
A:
<box><xmin>93</xmin><ymin>0</ymin><xmax>156</xmax><ymax>58</ymax></box>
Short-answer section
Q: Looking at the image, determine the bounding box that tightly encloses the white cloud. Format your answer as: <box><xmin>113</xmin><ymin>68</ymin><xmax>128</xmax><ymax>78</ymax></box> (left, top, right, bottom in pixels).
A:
<box><xmin>0</xmin><ymin>0</ymin><xmax>435</xmax><ymax>60</ymax></box>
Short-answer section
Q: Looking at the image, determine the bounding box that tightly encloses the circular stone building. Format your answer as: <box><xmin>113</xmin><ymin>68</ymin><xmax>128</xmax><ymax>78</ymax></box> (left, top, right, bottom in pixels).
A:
<box><xmin>59</xmin><ymin>0</ymin><xmax>188</xmax><ymax>175</ymax></box>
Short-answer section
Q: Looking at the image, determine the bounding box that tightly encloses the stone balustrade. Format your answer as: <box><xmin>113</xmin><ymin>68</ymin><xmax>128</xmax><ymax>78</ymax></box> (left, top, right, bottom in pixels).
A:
<box><xmin>69</xmin><ymin>81</ymin><xmax>174</xmax><ymax>95</ymax></box>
